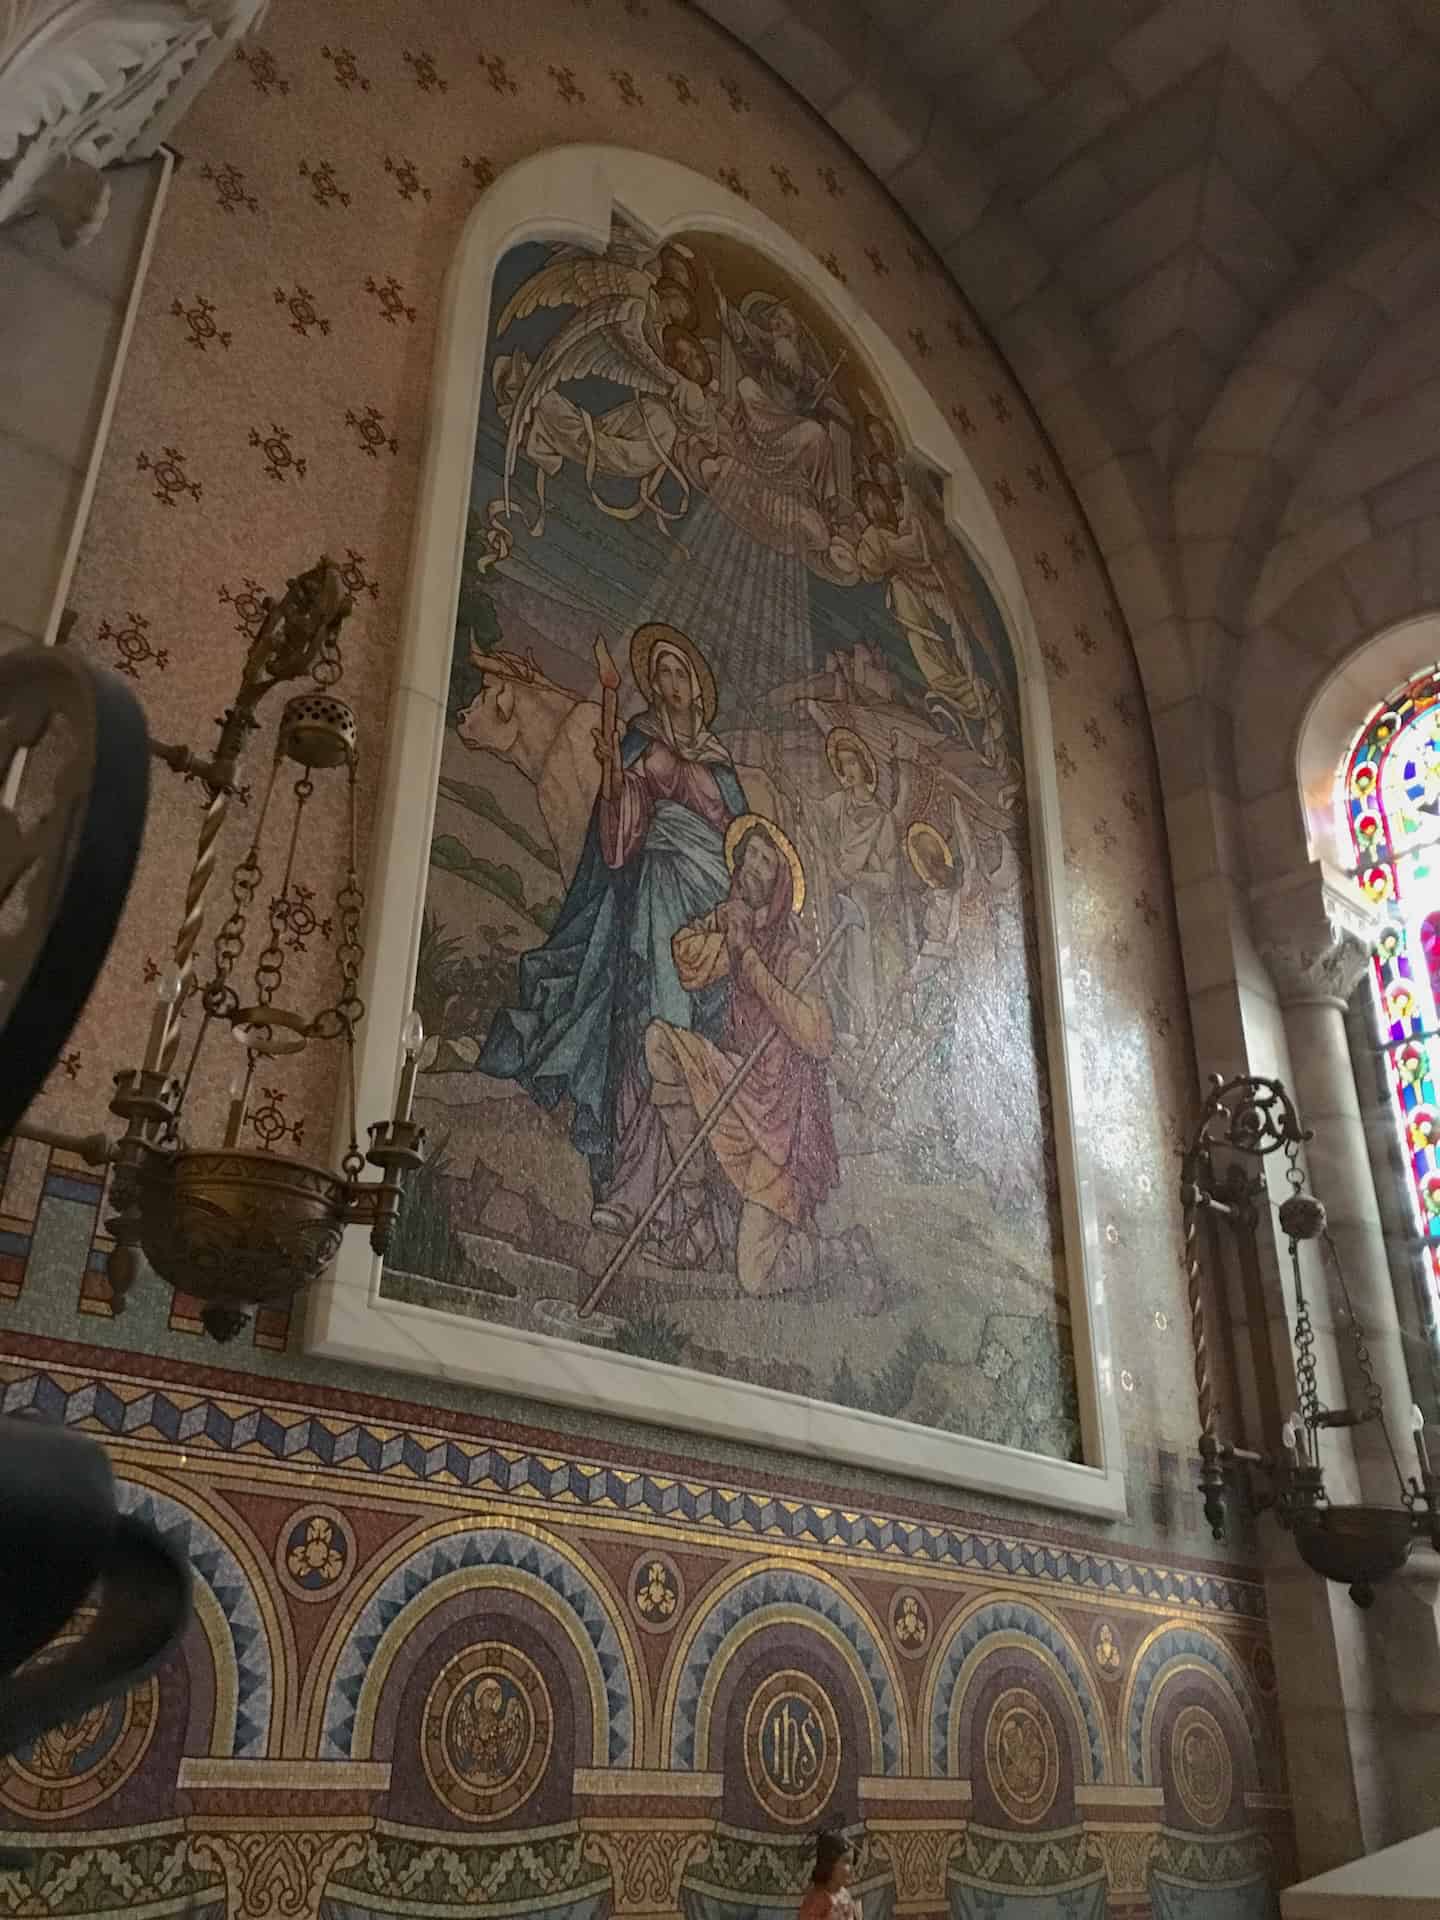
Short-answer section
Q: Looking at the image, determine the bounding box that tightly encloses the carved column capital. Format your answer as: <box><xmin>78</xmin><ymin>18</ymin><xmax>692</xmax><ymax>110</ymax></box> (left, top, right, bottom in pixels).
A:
<box><xmin>860</xmin><ymin>1777</ymin><xmax>972</xmax><ymax>1916</ymax></box>
<box><xmin>1</xmin><ymin>0</ymin><xmax>268</xmax><ymax>240</ymax></box>
<box><xmin>187</xmin><ymin>1824</ymin><xmax>367</xmax><ymax>1920</ymax></box>
<box><xmin>1252</xmin><ymin>860</ymin><xmax>1378</xmax><ymax>1008</ymax></box>
<box><xmin>1076</xmin><ymin>1786</ymin><xmax>1165</xmax><ymax>1913</ymax></box>
<box><xmin>868</xmin><ymin>1825</ymin><xmax>964</xmax><ymax>1914</ymax></box>
<box><xmin>580</xmin><ymin>1823</ymin><xmax>710</xmax><ymax>1920</ymax></box>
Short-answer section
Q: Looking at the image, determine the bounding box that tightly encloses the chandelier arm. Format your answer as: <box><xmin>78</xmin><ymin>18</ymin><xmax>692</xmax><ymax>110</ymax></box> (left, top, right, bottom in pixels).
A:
<box><xmin>9</xmin><ymin>1123</ymin><xmax>114</xmax><ymax>1167</ymax></box>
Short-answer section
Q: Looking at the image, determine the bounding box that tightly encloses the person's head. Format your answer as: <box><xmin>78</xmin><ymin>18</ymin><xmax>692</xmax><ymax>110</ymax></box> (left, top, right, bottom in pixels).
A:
<box><xmin>812</xmin><ymin>1831</ymin><xmax>852</xmax><ymax>1891</ymax></box>
<box><xmin>872</xmin><ymin>458</ymin><xmax>901</xmax><ymax>506</ymax></box>
<box><xmin>658</xmin><ymin>244</ymin><xmax>696</xmax><ymax>292</ymax></box>
<box><xmin>656</xmin><ymin>280</ymin><xmax>700</xmax><ymax>332</ymax></box>
<box><xmin>863</xmin><ymin>414</ymin><xmax>897</xmax><ymax>463</ymax></box>
<box><xmin>651</xmin><ymin>640</ymin><xmax>701</xmax><ymax>729</ymax></box>
<box><xmin>917</xmin><ymin>841</ymin><xmax>954</xmax><ymax>892</ymax></box>
<box><xmin>663</xmin><ymin>324</ymin><xmax>713</xmax><ymax>387</ymax></box>
<box><xmin>771</xmin><ymin>302</ymin><xmax>800</xmax><ymax>340</ymax></box>
<box><xmin>857</xmin><ymin>480</ymin><xmax>896</xmax><ymax>531</ymax></box>
<box><xmin>835</xmin><ymin>745</ymin><xmax>871</xmax><ymax>794</ymax></box>
<box><xmin>734</xmin><ymin>825</ymin><xmax>782</xmax><ymax>911</ymax></box>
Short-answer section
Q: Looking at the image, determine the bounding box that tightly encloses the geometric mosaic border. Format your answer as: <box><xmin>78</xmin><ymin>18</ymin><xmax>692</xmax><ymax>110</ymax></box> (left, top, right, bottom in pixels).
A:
<box><xmin>0</xmin><ymin>1364</ymin><xmax>1266</xmax><ymax>1618</ymax></box>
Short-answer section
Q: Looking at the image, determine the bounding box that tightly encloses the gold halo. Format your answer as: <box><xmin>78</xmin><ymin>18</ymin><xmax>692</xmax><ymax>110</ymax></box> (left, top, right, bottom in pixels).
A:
<box><xmin>725</xmin><ymin>813</ymin><xmax>806</xmax><ymax>914</ymax></box>
<box><xmin>825</xmin><ymin>726</ymin><xmax>879</xmax><ymax>794</ymax></box>
<box><xmin>906</xmin><ymin>820</ymin><xmax>955</xmax><ymax>889</ymax></box>
<box><xmin>630</xmin><ymin>622</ymin><xmax>718</xmax><ymax>728</ymax></box>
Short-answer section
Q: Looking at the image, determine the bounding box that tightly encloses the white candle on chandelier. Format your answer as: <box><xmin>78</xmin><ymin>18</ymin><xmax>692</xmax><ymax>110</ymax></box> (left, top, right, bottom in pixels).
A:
<box><xmin>1413</xmin><ymin>1403</ymin><xmax>1433</xmax><ymax>1478</ymax></box>
<box><xmin>396</xmin><ymin>1009</ymin><xmax>425</xmax><ymax>1123</ymax></box>
<box><xmin>1280</xmin><ymin>1417</ymin><xmax>1299</xmax><ymax>1465</ymax></box>
<box><xmin>224</xmin><ymin>1025</ymin><xmax>253</xmax><ymax>1148</ymax></box>
<box><xmin>144</xmin><ymin>962</ymin><xmax>183</xmax><ymax>1071</ymax></box>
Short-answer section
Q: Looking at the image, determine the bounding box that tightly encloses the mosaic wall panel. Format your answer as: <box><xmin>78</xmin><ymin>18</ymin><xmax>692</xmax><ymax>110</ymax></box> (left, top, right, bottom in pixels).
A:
<box><xmin>4</xmin><ymin>0</ymin><xmax>1206</xmax><ymax>1521</ymax></box>
<box><xmin>0</xmin><ymin>1352</ymin><xmax>1290</xmax><ymax>1919</ymax></box>
<box><xmin>364</xmin><ymin>198</ymin><xmax>1083</xmax><ymax>1466</ymax></box>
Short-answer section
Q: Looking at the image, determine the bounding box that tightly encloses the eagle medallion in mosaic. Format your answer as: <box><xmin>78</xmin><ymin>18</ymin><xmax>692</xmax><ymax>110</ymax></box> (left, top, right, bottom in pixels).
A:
<box><xmin>421</xmin><ymin>1642</ymin><xmax>554</xmax><ymax>1825</ymax></box>
<box><xmin>0</xmin><ymin>1618</ymin><xmax>159</xmax><ymax>1821</ymax></box>
<box><xmin>983</xmin><ymin>1685</ymin><xmax>1060</xmax><ymax>1827</ymax></box>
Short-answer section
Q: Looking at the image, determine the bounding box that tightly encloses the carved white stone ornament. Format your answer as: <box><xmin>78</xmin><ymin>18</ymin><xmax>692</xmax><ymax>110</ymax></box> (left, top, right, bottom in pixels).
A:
<box><xmin>0</xmin><ymin>0</ymin><xmax>266</xmax><ymax>241</ymax></box>
<box><xmin>1252</xmin><ymin>860</ymin><xmax>1380</xmax><ymax>1008</ymax></box>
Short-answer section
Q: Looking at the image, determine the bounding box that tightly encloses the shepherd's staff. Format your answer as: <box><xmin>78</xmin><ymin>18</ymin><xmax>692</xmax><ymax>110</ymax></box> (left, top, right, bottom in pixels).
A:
<box><xmin>577</xmin><ymin>891</ymin><xmax>865</xmax><ymax>1318</ymax></box>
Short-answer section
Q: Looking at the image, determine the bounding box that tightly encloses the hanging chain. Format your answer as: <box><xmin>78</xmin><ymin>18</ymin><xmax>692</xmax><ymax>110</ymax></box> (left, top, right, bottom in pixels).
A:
<box><xmin>1281</xmin><ymin>1136</ymin><xmax>1324</xmax><ymax>1433</ymax></box>
<box><xmin>1322</xmin><ymin>1227</ymin><xmax>1412</xmax><ymax>1498</ymax></box>
<box><xmin>322</xmin><ymin>759</ymin><xmax>365</xmax><ymax>1181</ymax></box>
<box><xmin>252</xmin><ymin>774</ymin><xmax>311</xmax><ymax>1011</ymax></box>
<box><xmin>311</xmin><ymin>615</ymin><xmax>343</xmax><ymax>689</ymax></box>
<box><xmin>203</xmin><ymin>749</ymin><xmax>283</xmax><ymax>1025</ymax></box>
<box><xmin>1323</xmin><ymin>1230</ymin><xmax>1385</xmax><ymax>1423</ymax></box>
<box><xmin>1290</xmin><ymin>1239</ymin><xmax>1322</xmax><ymax>1430</ymax></box>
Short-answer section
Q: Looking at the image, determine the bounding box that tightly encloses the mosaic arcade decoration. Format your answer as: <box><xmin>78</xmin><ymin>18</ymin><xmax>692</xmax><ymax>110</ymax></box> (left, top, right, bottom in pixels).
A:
<box><xmin>0</xmin><ymin>1356</ymin><xmax>1289</xmax><ymax>1919</ymax></box>
<box><xmin>385</xmin><ymin>215</ymin><xmax>1080</xmax><ymax>1464</ymax></box>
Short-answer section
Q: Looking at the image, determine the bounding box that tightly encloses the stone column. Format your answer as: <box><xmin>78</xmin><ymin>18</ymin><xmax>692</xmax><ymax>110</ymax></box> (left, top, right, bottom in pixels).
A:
<box><xmin>1253</xmin><ymin>861</ymin><xmax>1412</xmax><ymax>1506</ymax></box>
<box><xmin>860</xmin><ymin>1778</ymin><xmax>972</xmax><ymax>1920</ymax></box>
<box><xmin>178</xmin><ymin>1759</ymin><xmax>388</xmax><ymax>1920</ymax></box>
<box><xmin>576</xmin><ymin>1772</ymin><xmax>719</xmax><ymax>1920</ymax></box>
<box><xmin>1075</xmin><ymin>1784</ymin><xmax>1164</xmax><ymax>1914</ymax></box>
<box><xmin>1251</xmin><ymin>862</ymin><xmax>1440</xmax><ymax>1866</ymax></box>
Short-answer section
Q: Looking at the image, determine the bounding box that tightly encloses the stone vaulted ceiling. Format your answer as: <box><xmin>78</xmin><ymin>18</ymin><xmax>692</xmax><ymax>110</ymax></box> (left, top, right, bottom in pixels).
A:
<box><xmin>709</xmin><ymin>0</ymin><xmax>1440</xmax><ymax>477</ymax></box>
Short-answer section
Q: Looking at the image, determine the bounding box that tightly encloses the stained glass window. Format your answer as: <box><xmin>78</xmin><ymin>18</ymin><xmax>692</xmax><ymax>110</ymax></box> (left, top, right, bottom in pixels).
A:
<box><xmin>1343</xmin><ymin>665</ymin><xmax>1440</xmax><ymax>1320</ymax></box>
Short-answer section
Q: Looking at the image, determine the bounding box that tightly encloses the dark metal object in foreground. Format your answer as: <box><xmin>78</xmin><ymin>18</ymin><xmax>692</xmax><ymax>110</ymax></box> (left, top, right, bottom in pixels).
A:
<box><xmin>0</xmin><ymin>649</ymin><xmax>149</xmax><ymax>1139</ymax></box>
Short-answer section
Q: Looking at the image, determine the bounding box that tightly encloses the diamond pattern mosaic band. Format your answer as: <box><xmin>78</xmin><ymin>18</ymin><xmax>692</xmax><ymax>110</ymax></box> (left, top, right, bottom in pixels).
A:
<box><xmin>0</xmin><ymin>1361</ymin><xmax>1263</xmax><ymax>1618</ymax></box>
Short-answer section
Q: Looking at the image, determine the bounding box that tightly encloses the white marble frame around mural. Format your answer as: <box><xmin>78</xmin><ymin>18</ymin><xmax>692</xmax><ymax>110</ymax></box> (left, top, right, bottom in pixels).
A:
<box><xmin>305</xmin><ymin>145</ymin><xmax>1125</xmax><ymax>1520</ymax></box>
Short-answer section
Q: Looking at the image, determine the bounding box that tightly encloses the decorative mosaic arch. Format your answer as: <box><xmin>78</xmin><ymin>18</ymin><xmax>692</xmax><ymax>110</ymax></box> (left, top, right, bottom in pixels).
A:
<box><xmin>924</xmin><ymin>1597</ymin><xmax>1107</xmax><ymax>1782</ymax></box>
<box><xmin>319</xmin><ymin>1523</ymin><xmax>639</xmax><ymax>1765</ymax></box>
<box><xmin>667</xmin><ymin>1563</ymin><xmax>904</xmax><ymax>1775</ymax></box>
<box><xmin>1344</xmin><ymin>664</ymin><xmax>1440</xmax><ymax>1317</ymax></box>
<box><xmin>1122</xmin><ymin>1624</ymin><xmax>1267</xmax><ymax>1789</ymax></box>
<box><xmin>117</xmin><ymin>1476</ymin><xmax>275</xmax><ymax>1757</ymax></box>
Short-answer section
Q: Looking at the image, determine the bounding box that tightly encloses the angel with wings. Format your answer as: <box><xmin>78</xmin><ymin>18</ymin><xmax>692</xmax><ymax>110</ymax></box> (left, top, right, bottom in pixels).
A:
<box><xmin>487</xmin><ymin>229</ymin><xmax>721</xmax><ymax>544</ymax></box>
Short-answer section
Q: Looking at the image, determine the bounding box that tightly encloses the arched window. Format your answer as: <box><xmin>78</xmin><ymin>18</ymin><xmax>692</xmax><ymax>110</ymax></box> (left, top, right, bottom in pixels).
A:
<box><xmin>1343</xmin><ymin>665</ymin><xmax>1440</xmax><ymax>1319</ymax></box>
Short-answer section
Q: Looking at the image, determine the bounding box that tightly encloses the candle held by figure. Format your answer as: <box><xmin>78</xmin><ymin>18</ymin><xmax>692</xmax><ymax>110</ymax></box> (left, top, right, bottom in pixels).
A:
<box><xmin>594</xmin><ymin>634</ymin><xmax>620</xmax><ymax>803</ymax></box>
